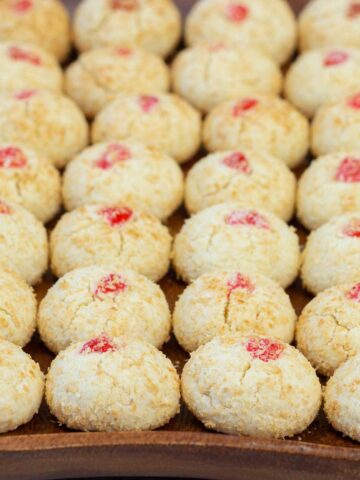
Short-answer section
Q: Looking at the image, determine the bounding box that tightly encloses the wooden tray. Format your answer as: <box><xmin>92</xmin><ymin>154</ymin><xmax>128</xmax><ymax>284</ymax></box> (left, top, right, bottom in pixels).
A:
<box><xmin>2</xmin><ymin>0</ymin><xmax>360</xmax><ymax>479</ymax></box>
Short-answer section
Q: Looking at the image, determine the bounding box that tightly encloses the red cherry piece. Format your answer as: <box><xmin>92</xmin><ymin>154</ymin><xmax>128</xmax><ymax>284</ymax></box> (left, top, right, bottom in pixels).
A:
<box><xmin>343</xmin><ymin>219</ymin><xmax>360</xmax><ymax>238</ymax></box>
<box><xmin>14</xmin><ymin>89</ymin><xmax>36</xmax><ymax>100</ymax></box>
<box><xmin>227</xmin><ymin>273</ymin><xmax>254</xmax><ymax>298</ymax></box>
<box><xmin>348</xmin><ymin>3</ymin><xmax>360</xmax><ymax>18</ymax></box>
<box><xmin>226</xmin><ymin>3</ymin><xmax>249</xmax><ymax>22</ymax></box>
<box><xmin>8</xmin><ymin>46</ymin><xmax>41</xmax><ymax>66</ymax></box>
<box><xmin>245</xmin><ymin>337</ymin><xmax>284</xmax><ymax>362</ymax></box>
<box><xmin>95</xmin><ymin>143</ymin><xmax>131</xmax><ymax>170</ymax></box>
<box><xmin>347</xmin><ymin>283</ymin><xmax>360</xmax><ymax>303</ymax></box>
<box><xmin>348</xmin><ymin>93</ymin><xmax>360</xmax><ymax>109</ymax></box>
<box><xmin>111</xmin><ymin>0</ymin><xmax>137</xmax><ymax>11</ymax></box>
<box><xmin>0</xmin><ymin>146</ymin><xmax>27</xmax><ymax>169</ymax></box>
<box><xmin>335</xmin><ymin>157</ymin><xmax>360</xmax><ymax>183</ymax></box>
<box><xmin>116</xmin><ymin>47</ymin><xmax>132</xmax><ymax>56</ymax></box>
<box><xmin>324</xmin><ymin>50</ymin><xmax>349</xmax><ymax>67</ymax></box>
<box><xmin>94</xmin><ymin>273</ymin><xmax>127</xmax><ymax>299</ymax></box>
<box><xmin>12</xmin><ymin>0</ymin><xmax>32</xmax><ymax>12</ymax></box>
<box><xmin>139</xmin><ymin>95</ymin><xmax>159</xmax><ymax>113</ymax></box>
<box><xmin>225</xmin><ymin>210</ymin><xmax>270</xmax><ymax>229</ymax></box>
<box><xmin>208</xmin><ymin>43</ymin><xmax>226</xmax><ymax>52</ymax></box>
<box><xmin>0</xmin><ymin>201</ymin><xmax>11</xmax><ymax>215</ymax></box>
<box><xmin>80</xmin><ymin>334</ymin><xmax>117</xmax><ymax>354</ymax></box>
<box><xmin>98</xmin><ymin>206</ymin><xmax>133</xmax><ymax>227</ymax></box>
<box><xmin>233</xmin><ymin>98</ymin><xmax>258</xmax><ymax>117</ymax></box>
<box><xmin>222</xmin><ymin>152</ymin><xmax>251</xmax><ymax>174</ymax></box>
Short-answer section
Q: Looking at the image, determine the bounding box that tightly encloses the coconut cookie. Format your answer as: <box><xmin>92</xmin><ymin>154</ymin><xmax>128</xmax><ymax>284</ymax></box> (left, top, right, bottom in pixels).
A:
<box><xmin>203</xmin><ymin>95</ymin><xmax>310</xmax><ymax>169</ymax></box>
<box><xmin>50</xmin><ymin>204</ymin><xmax>171</xmax><ymax>282</ymax></box>
<box><xmin>173</xmin><ymin>271</ymin><xmax>296</xmax><ymax>353</ymax></box>
<box><xmin>0</xmin><ymin>266</ymin><xmax>36</xmax><ymax>347</ymax></box>
<box><xmin>73</xmin><ymin>0</ymin><xmax>181</xmax><ymax>58</ymax></box>
<box><xmin>285</xmin><ymin>48</ymin><xmax>360</xmax><ymax>118</ymax></box>
<box><xmin>38</xmin><ymin>266</ymin><xmax>171</xmax><ymax>354</ymax></box>
<box><xmin>297</xmin><ymin>153</ymin><xmax>360</xmax><ymax>231</ymax></box>
<box><xmin>185</xmin><ymin>0</ymin><xmax>297</xmax><ymax>66</ymax></box>
<box><xmin>0</xmin><ymin>143</ymin><xmax>61</xmax><ymax>223</ymax></box>
<box><xmin>62</xmin><ymin>142</ymin><xmax>183</xmax><ymax>221</ymax></box>
<box><xmin>185</xmin><ymin>149</ymin><xmax>296</xmax><ymax>221</ymax></box>
<box><xmin>92</xmin><ymin>94</ymin><xmax>201</xmax><ymax>164</ymax></box>
<box><xmin>182</xmin><ymin>334</ymin><xmax>322</xmax><ymax>438</ymax></box>
<box><xmin>0</xmin><ymin>0</ymin><xmax>71</xmax><ymax>62</ymax></box>
<box><xmin>65</xmin><ymin>47</ymin><xmax>170</xmax><ymax>118</ymax></box>
<box><xmin>172</xmin><ymin>204</ymin><xmax>300</xmax><ymax>287</ymax></box>
<box><xmin>324</xmin><ymin>353</ymin><xmax>360</xmax><ymax>442</ymax></box>
<box><xmin>0</xmin><ymin>41</ymin><xmax>63</xmax><ymax>95</ymax></box>
<box><xmin>0</xmin><ymin>199</ymin><xmax>47</xmax><ymax>285</ymax></box>
<box><xmin>46</xmin><ymin>335</ymin><xmax>180</xmax><ymax>432</ymax></box>
<box><xmin>301</xmin><ymin>213</ymin><xmax>360</xmax><ymax>294</ymax></box>
<box><xmin>0</xmin><ymin>339</ymin><xmax>44</xmax><ymax>433</ymax></box>
<box><xmin>0</xmin><ymin>90</ymin><xmax>88</xmax><ymax>169</ymax></box>
<box><xmin>296</xmin><ymin>282</ymin><xmax>360</xmax><ymax>376</ymax></box>
<box><xmin>299</xmin><ymin>0</ymin><xmax>360</xmax><ymax>53</ymax></box>
<box><xmin>171</xmin><ymin>45</ymin><xmax>282</xmax><ymax>114</ymax></box>
<box><xmin>312</xmin><ymin>93</ymin><xmax>360</xmax><ymax>157</ymax></box>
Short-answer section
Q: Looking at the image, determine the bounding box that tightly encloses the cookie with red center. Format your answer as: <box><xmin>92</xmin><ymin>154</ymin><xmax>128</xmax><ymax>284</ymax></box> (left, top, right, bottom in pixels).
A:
<box><xmin>0</xmin><ymin>340</ymin><xmax>44</xmax><ymax>434</ymax></box>
<box><xmin>297</xmin><ymin>153</ymin><xmax>360</xmax><ymax>230</ymax></box>
<box><xmin>296</xmin><ymin>282</ymin><xmax>360</xmax><ymax>377</ymax></box>
<box><xmin>173</xmin><ymin>270</ymin><xmax>296</xmax><ymax>353</ymax></box>
<box><xmin>0</xmin><ymin>90</ymin><xmax>88</xmax><ymax>169</ymax></box>
<box><xmin>285</xmin><ymin>47</ymin><xmax>360</xmax><ymax>118</ymax></box>
<box><xmin>0</xmin><ymin>0</ymin><xmax>71</xmax><ymax>62</ymax></box>
<box><xmin>185</xmin><ymin>0</ymin><xmax>296</xmax><ymax>65</ymax></box>
<box><xmin>92</xmin><ymin>93</ymin><xmax>201</xmax><ymax>164</ymax></box>
<box><xmin>203</xmin><ymin>94</ymin><xmax>309</xmax><ymax>169</ymax></box>
<box><xmin>301</xmin><ymin>213</ymin><xmax>360</xmax><ymax>294</ymax></box>
<box><xmin>171</xmin><ymin>45</ymin><xmax>282</xmax><ymax>114</ymax></box>
<box><xmin>62</xmin><ymin>141</ymin><xmax>183</xmax><ymax>221</ymax></box>
<box><xmin>0</xmin><ymin>42</ymin><xmax>63</xmax><ymax>95</ymax></box>
<box><xmin>173</xmin><ymin>203</ymin><xmax>300</xmax><ymax>286</ymax></box>
<box><xmin>185</xmin><ymin>149</ymin><xmax>296</xmax><ymax>220</ymax></box>
<box><xmin>45</xmin><ymin>336</ymin><xmax>180</xmax><ymax>432</ymax></box>
<box><xmin>38</xmin><ymin>266</ymin><xmax>171</xmax><ymax>354</ymax></box>
<box><xmin>299</xmin><ymin>0</ymin><xmax>360</xmax><ymax>53</ymax></box>
<box><xmin>65</xmin><ymin>47</ymin><xmax>169</xmax><ymax>118</ymax></box>
<box><xmin>73</xmin><ymin>0</ymin><xmax>181</xmax><ymax>58</ymax></box>
<box><xmin>312</xmin><ymin>94</ymin><xmax>360</xmax><ymax>157</ymax></box>
<box><xmin>50</xmin><ymin>203</ymin><xmax>172</xmax><ymax>282</ymax></box>
<box><xmin>181</xmin><ymin>333</ymin><xmax>321</xmax><ymax>438</ymax></box>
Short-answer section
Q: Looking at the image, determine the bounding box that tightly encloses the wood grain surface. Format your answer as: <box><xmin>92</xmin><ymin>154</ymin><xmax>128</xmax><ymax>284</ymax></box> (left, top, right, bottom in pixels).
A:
<box><xmin>1</xmin><ymin>1</ymin><xmax>359</xmax><ymax>479</ymax></box>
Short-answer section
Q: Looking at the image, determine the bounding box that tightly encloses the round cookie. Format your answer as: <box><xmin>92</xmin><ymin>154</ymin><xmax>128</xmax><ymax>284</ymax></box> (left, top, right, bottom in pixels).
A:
<box><xmin>0</xmin><ymin>90</ymin><xmax>88</xmax><ymax>169</ymax></box>
<box><xmin>0</xmin><ymin>339</ymin><xmax>44</xmax><ymax>433</ymax></box>
<box><xmin>324</xmin><ymin>353</ymin><xmax>360</xmax><ymax>442</ymax></box>
<box><xmin>65</xmin><ymin>47</ymin><xmax>170</xmax><ymax>118</ymax></box>
<box><xmin>73</xmin><ymin>0</ymin><xmax>181</xmax><ymax>58</ymax></box>
<box><xmin>297</xmin><ymin>153</ymin><xmax>360</xmax><ymax>231</ymax></box>
<box><xmin>0</xmin><ymin>199</ymin><xmax>48</xmax><ymax>285</ymax></box>
<box><xmin>181</xmin><ymin>334</ymin><xmax>322</xmax><ymax>438</ymax></box>
<box><xmin>185</xmin><ymin>0</ymin><xmax>297</xmax><ymax>66</ymax></box>
<box><xmin>171</xmin><ymin>45</ymin><xmax>282</xmax><ymax>114</ymax></box>
<box><xmin>312</xmin><ymin>93</ymin><xmax>360</xmax><ymax>157</ymax></box>
<box><xmin>185</xmin><ymin>149</ymin><xmax>296</xmax><ymax>221</ymax></box>
<box><xmin>0</xmin><ymin>41</ymin><xmax>63</xmax><ymax>94</ymax></box>
<box><xmin>0</xmin><ymin>266</ymin><xmax>36</xmax><ymax>347</ymax></box>
<box><xmin>46</xmin><ymin>335</ymin><xmax>180</xmax><ymax>432</ymax></box>
<box><xmin>92</xmin><ymin>93</ymin><xmax>201</xmax><ymax>164</ymax></box>
<box><xmin>62</xmin><ymin>141</ymin><xmax>184</xmax><ymax>221</ymax></box>
<box><xmin>285</xmin><ymin>47</ymin><xmax>360</xmax><ymax>118</ymax></box>
<box><xmin>173</xmin><ymin>271</ymin><xmax>297</xmax><ymax>353</ymax></box>
<box><xmin>301</xmin><ymin>213</ymin><xmax>360</xmax><ymax>294</ymax></box>
<box><xmin>0</xmin><ymin>0</ymin><xmax>71</xmax><ymax>62</ymax></box>
<box><xmin>50</xmin><ymin>204</ymin><xmax>171</xmax><ymax>282</ymax></box>
<box><xmin>203</xmin><ymin>95</ymin><xmax>310</xmax><ymax>169</ymax></box>
<box><xmin>172</xmin><ymin>203</ymin><xmax>300</xmax><ymax>287</ymax></box>
<box><xmin>0</xmin><ymin>143</ymin><xmax>61</xmax><ymax>223</ymax></box>
<box><xmin>299</xmin><ymin>0</ymin><xmax>360</xmax><ymax>53</ymax></box>
<box><xmin>38</xmin><ymin>266</ymin><xmax>171</xmax><ymax>354</ymax></box>
<box><xmin>296</xmin><ymin>282</ymin><xmax>360</xmax><ymax>376</ymax></box>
